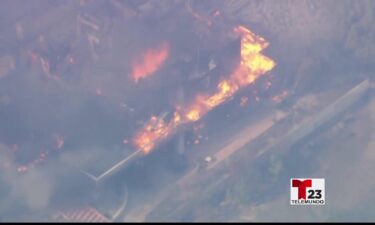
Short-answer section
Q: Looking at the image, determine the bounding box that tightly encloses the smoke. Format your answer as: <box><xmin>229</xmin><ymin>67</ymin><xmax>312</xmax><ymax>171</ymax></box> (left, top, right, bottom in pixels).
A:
<box><xmin>5</xmin><ymin>167</ymin><xmax>53</xmax><ymax>211</ymax></box>
<box><xmin>0</xmin><ymin>0</ymin><xmax>374</xmax><ymax>222</ymax></box>
<box><xmin>0</xmin><ymin>144</ymin><xmax>52</xmax><ymax>219</ymax></box>
<box><xmin>0</xmin><ymin>143</ymin><xmax>99</xmax><ymax>220</ymax></box>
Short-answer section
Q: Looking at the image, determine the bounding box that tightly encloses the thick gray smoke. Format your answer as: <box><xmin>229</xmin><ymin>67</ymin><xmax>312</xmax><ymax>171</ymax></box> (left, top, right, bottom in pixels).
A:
<box><xmin>0</xmin><ymin>0</ymin><xmax>375</xmax><ymax>222</ymax></box>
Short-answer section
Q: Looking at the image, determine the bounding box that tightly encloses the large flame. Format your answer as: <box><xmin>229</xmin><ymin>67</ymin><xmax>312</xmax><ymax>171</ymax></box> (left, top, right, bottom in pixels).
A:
<box><xmin>131</xmin><ymin>43</ymin><xmax>169</xmax><ymax>83</ymax></box>
<box><xmin>133</xmin><ymin>112</ymin><xmax>182</xmax><ymax>153</ymax></box>
<box><xmin>183</xmin><ymin>26</ymin><xmax>275</xmax><ymax>120</ymax></box>
<box><xmin>132</xmin><ymin>25</ymin><xmax>275</xmax><ymax>154</ymax></box>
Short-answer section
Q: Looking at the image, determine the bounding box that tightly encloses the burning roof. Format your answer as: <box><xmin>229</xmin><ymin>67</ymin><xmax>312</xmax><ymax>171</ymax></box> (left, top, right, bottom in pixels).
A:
<box><xmin>0</xmin><ymin>1</ymin><xmax>278</xmax><ymax>220</ymax></box>
<box><xmin>132</xmin><ymin>25</ymin><xmax>275</xmax><ymax>154</ymax></box>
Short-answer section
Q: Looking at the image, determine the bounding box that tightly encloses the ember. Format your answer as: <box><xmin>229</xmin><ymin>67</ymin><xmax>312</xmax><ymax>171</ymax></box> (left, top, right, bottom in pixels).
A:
<box><xmin>272</xmin><ymin>90</ymin><xmax>289</xmax><ymax>103</ymax></box>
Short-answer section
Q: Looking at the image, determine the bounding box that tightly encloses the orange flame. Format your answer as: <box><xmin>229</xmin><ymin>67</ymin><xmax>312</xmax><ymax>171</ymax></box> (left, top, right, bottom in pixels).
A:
<box><xmin>14</xmin><ymin>134</ymin><xmax>66</xmax><ymax>174</ymax></box>
<box><xmin>272</xmin><ymin>90</ymin><xmax>289</xmax><ymax>103</ymax></box>
<box><xmin>132</xmin><ymin>25</ymin><xmax>275</xmax><ymax>153</ymax></box>
<box><xmin>131</xmin><ymin>43</ymin><xmax>169</xmax><ymax>83</ymax></box>
<box><xmin>183</xmin><ymin>25</ymin><xmax>275</xmax><ymax>122</ymax></box>
<box><xmin>133</xmin><ymin>112</ymin><xmax>181</xmax><ymax>154</ymax></box>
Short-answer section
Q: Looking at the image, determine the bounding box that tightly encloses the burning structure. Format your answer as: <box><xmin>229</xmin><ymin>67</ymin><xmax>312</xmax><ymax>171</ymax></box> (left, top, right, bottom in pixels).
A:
<box><xmin>131</xmin><ymin>25</ymin><xmax>275</xmax><ymax>154</ymax></box>
<box><xmin>1</xmin><ymin>0</ymin><xmax>374</xmax><ymax>222</ymax></box>
<box><xmin>0</xmin><ymin>0</ymin><xmax>278</xmax><ymax>219</ymax></box>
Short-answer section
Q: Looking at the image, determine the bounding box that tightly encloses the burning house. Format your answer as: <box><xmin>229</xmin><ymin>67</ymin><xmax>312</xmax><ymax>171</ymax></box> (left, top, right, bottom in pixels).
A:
<box><xmin>1</xmin><ymin>0</ymin><xmax>374</xmax><ymax>222</ymax></box>
<box><xmin>0</xmin><ymin>0</ymin><xmax>278</xmax><ymax>218</ymax></box>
